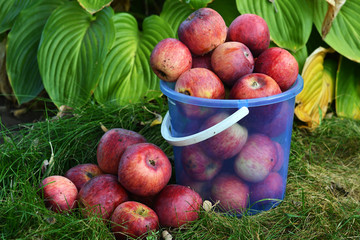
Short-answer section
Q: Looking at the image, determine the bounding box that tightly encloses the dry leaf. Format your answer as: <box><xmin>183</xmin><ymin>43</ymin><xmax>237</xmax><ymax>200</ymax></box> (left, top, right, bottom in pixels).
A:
<box><xmin>295</xmin><ymin>47</ymin><xmax>336</xmax><ymax>130</ymax></box>
<box><xmin>322</xmin><ymin>0</ymin><xmax>346</xmax><ymax>39</ymax></box>
<box><xmin>142</xmin><ymin>106</ymin><xmax>162</xmax><ymax>127</ymax></box>
<box><xmin>13</xmin><ymin>108</ymin><xmax>28</xmax><ymax>118</ymax></box>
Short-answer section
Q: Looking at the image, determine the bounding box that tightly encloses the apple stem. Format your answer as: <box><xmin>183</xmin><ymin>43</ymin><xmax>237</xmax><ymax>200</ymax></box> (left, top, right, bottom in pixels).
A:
<box><xmin>135</xmin><ymin>207</ymin><xmax>148</xmax><ymax>216</ymax></box>
<box><xmin>149</xmin><ymin>159</ymin><xmax>156</xmax><ymax>166</ymax></box>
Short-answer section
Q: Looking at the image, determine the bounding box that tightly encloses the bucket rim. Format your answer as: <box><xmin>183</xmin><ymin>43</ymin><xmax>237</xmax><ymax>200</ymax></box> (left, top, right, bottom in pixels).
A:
<box><xmin>160</xmin><ymin>74</ymin><xmax>303</xmax><ymax>108</ymax></box>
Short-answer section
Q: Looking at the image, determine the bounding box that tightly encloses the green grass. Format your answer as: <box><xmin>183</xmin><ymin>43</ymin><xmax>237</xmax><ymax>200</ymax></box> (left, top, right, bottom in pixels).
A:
<box><xmin>0</xmin><ymin>97</ymin><xmax>359</xmax><ymax>239</ymax></box>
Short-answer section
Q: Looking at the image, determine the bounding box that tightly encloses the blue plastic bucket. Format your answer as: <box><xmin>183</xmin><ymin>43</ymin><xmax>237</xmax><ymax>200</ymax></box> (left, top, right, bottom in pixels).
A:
<box><xmin>160</xmin><ymin>75</ymin><xmax>303</xmax><ymax>215</ymax></box>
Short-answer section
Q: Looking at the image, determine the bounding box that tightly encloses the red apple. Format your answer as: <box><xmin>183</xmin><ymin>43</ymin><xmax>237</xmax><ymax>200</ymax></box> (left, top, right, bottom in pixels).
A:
<box><xmin>200</xmin><ymin>112</ymin><xmax>248</xmax><ymax>161</ymax></box>
<box><xmin>111</xmin><ymin>201</ymin><xmax>159</xmax><ymax>240</ymax></box>
<box><xmin>178</xmin><ymin>8</ymin><xmax>227</xmax><ymax>56</ymax></box>
<box><xmin>118</xmin><ymin>142</ymin><xmax>172</xmax><ymax>197</ymax></box>
<box><xmin>78</xmin><ymin>174</ymin><xmax>128</xmax><ymax>220</ymax></box>
<box><xmin>64</xmin><ymin>163</ymin><xmax>103</xmax><ymax>191</ymax></box>
<box><xmin>39</xmin><ymin>175</ymin><xmax>78</xmax><ymax>213</ymax></box>
<box><xmin>175</xmin><ymin>68</ymin><xmax>225</xmax><ymax>99</ymax></box>
<box><xmin>249</xmin><ymin>101</ymin><xmax>290</xmax><ymax>138</ymax></box>
<box><xmin>153</xmin><ymin>184</ymin><xmax>202</xmax><ymax>228</ymax></box>
<box><xmin>192</xmin><ymin>52</ymin><xmax>212</xmax><ymax>70</ymax></box>
<box><xmin>150</xmin><ymin>38</ymin><xmax>192</xmax><ymax>82</ymax></box>
<box><xmin>250</xmin><ymin>172</ymin><xmax>284</xmax><ymax>207</ymax></box>
<box><xmin>254</xmin><ymin>47</ymin><xmax>299</xmax><ymax>91</ymax></box>
<box><xmin>273</xmin><ymin>142</ymin><xmax>284</xmax><ymax>172</ymax></box>
<box><xmin>181</xmin><ymin>143</ymin><xmax>222</xmax><ymax>181</ymax></box>
<box><xmin>175</xmin><ymin>68</ymin><xmax>225</xmax><ymax>119</ymax></box>
<box><xmin>97</xmin><ymin>128</ymin><xmax>146</xmax><ymax>175</ymax></box>
<box><xmin>178</xmin><ymin>172</ymin><xmax>212</xmax><ymax>200</ymax></box>
<box><xmin>211</xmin><ymin>174</ymin><xmax>249</xmax><ymax>213</ymax></box>
<box><xmin>227</xmin><ymin>14</ymin><xmax>270</xmax><ymax>57</ymax></box>
<box><xmin>211</xmin><ymin>41</ymin><xmax>254</xmax><ymax>87</ymax></box>
<box><xmin>234</xmin><ymin>134</ymin><xmax>277</xmax><ymax>183</ymax></box>
<box><xmin>229</xmin><ymin>73</ymin><xmax>281</xmax><ymax>99</ymax></box>
<box><xmin>128</xmin><ymin>193</ymin><xmax>156</xmax><ymax>209</ymax></box>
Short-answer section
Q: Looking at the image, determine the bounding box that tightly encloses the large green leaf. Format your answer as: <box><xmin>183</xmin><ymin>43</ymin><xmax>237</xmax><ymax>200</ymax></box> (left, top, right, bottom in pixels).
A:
<box><xmin>6</xmin><ymin>0</ymin><xmax>67</xmax><ymax>105</ymax></box>
<box><xmin>93</xmin><ymin>13</ymin><xmax>174</xmax><ymax>106</ymax></box>
<box><xmin>313</xmin><ymin>0</ymin><xmax>360</xmax><ymax>63</ymax></box>
<box><xmin>160</xmin><ymin>0</ymin><xmax>194</xmax><ymax>34</ymax></box>
<box><xmin>38</xmin><ymin>2</ymin><xmax>115</xmax><ymax>108</ymax></box>
<box><xmin>236</xmin><ymin>0</ymin><xmax>313</xmax><ymax>52</ymax></box>
<box><xmin>208</xmin><ymin>0</ymin><xmax>240</xmax><ymax>26</ymax></box>
<box><xmin>0</xmin><ymin>0</ymin><xmax>34</xmax><ymax>34</ymax></box>
<box><xmin>335</xmin><ymin>57</ymin><xmax>360</xmax><ymax>119</ymax></box>
<box><xmin>180</xmin><ymin>0</ymin><xmax>213</xmax><ymax>9</ymax></box>
<box><xmin>77</xmin><ymin>0</ymin><xmax>113</xmax><ymax>14</ymax></box>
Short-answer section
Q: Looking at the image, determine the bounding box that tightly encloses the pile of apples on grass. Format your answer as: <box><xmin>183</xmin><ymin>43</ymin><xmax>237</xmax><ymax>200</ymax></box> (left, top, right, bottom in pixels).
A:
<box><xmin>39</xmin><ymin>128</ymin><xmax>200</xmax><ymax>239</ymax></box>
<box><xmin>39</xmin><ymin>7</ymin><xmax>299</xmax><ymax>239</ymax></box>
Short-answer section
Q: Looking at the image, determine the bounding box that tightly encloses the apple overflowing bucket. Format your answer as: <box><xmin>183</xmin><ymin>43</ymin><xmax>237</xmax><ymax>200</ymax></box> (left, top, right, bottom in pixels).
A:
<box><xmin>151</xmin><ymin>8</ymin><xmax>304</xmax><ymax>215</ymax></box>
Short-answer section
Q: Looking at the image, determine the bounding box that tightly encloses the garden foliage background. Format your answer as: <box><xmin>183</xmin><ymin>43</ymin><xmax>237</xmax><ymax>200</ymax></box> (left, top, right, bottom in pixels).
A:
<box><xmin>0</xmin><ymin>0</ymin><xmax>359</xmax><ymax>130</ymax></box>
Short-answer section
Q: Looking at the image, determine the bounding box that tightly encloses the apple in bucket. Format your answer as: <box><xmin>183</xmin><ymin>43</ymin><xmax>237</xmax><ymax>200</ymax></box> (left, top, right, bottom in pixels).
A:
<box><xmin>211</xmin><ymin>41</ymin><xmax>254</xmax><ymax>87</ymax></box>
<box><xmin>175</xmin><ymin>67</ymin><xmax>225</xmax><ymax>118</ymax></box>
<box><xmin>192</xmin><ymin>52</ymin><xmax>212</xmax><ymax>70</ymax></box>
<box><xmin>39</xmin><ymin>175</ymin><xmax>78</xmax><ymax>213</ymax></box>
<box><xmin>254</xmin><ymin>47</ymin><xmax>299</xmax><ymax>91</ymax></box>
<box><xmin>273</xmin><ymin>142</ymin><xmax>285</xmax><ymax>172</ymax></box>
<box><xmin>181</xmin><ymin>143</ymin><xmax>222</xmax><ymax>181</ymax></box>
<box><xmin>178</xmin><ymin>7</ymin><xmax>227</xmax><ymax>56</ymax></box>
<box><xmin>211</xmin><ymin>174</ymin><xmax>250</xmax><ymax>214</ymax></box>
<box><xmin>175</xmin><ymin>68</ymin><xmax>225</xmax><ymax>99</ymax></box>
<box><xmin>227</xmin><ymin>14</ymin><xmax>270</xmax><ymax>57</ymax></box>
<box><xmin>234</xmin><ymin>134</ymin><xmax>277</xmax><ymax>183</ymax></box>
<box><xmin>250</xmin><ymin>172</ymin><xmax>284</xmax><ymax>207</ymax></box>
<box><xmin>199</xmin><ymin>112</ymin><xmax>248</xmax><ymax>161</ymax></box>
<box><xmin>229</xmin><ymin>73</ymin><xmax>282</xmax><ymax>99</ymax></box>
<box><xmin>118</xmin><ymin>142</ymin><xmax>172</xmax><ymax>197</ymax></box>
<box><xmin>110</xmin><ymin>201</ymin><xmax>159</xmax><ymax>240</ymax></box>
<box><xmin>150</xmin><ymin>38</ymin><xmax>192</xmax><ymax>82</ymax></box>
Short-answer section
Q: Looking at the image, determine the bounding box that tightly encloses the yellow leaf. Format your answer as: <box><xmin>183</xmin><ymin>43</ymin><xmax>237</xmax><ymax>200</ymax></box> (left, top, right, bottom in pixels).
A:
<box><xmin>295</xmin><ymin>47</ymin><xmax>337</xmax><ymax>130</ymax></box>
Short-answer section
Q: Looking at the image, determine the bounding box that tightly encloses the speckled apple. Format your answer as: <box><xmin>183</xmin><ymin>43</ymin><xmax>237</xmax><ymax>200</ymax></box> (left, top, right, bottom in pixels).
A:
<box><xmin>211</xmin><ymin>41</ymin><xmax>254</xmax><ymax>86</ymax></box>
<box><xmin>175</xmin><ymin>68</ymin><xmax>225</xmax><ymax>99</ymax></box>
<box><xmin>254</xmin><ymin>47</ymin><xmax>299</xmax><ymax>91</ymax></box>
<box><xmin>39</xmin><ymin>175</ymin><xmax>78</xmax><ymax>213</ymax></box>
<box><xmin>192</xmin><ymin>52</ymin><xmax>212</xmax><ymax>70</ymax></box>
<box><xmin>228</xmin><ymin>14</ymin><xmax>270</xmax><ymax>57</ymax></box>
<box><xmin>64</xmin><ymin>163</ymin><xmax>103</xmax><ymax>191</ymax></box>
<box><xmin>111</xmin><ymin>201</ymin><xmax>159</xmax><ymax>240</ymax></box>
<box><xmin>118</xmin><ymin>143</ymin><xmax>172</xmax><ymax>197</ymax></box>
<box><xmin>178</xmin><ymin>8</ymin><xmax>227</xmax><ymax>56</ymax></box>
<box><xmin>181</xmin><ymin>143</ymin><xmax>222</xmax><ymax>181</ymax></box>
<box><xmin>97</xmin><ymin>128</ymin><xmax>146</xmax><ymax>175</ymax></box>
<box><xmin>250</xmin><ymin>172</ymin><xmax>284</xmax><ymax>207</ymax></box>
<box><xmin>150</xmin><ymin>38</ymin><xmax>192</xmax><ymax>82</ymax></box>
<box><xmin>211</xmin><ymin>174</ymin><xmax>250</xmax><ymax>213</ymax></box>
<box><xmin>200</xmin><ymin>112</ymin><xmax>248</xmax><ymax>161</ymax></box>
<box><xmin>229</xmin><ymin>73</ymin><xmax>281</xmax><ymax>99</ymax></box>
<box><xmin>234</xmin><ymin>134</ymin><xmax>277</xmax><ymax>183</ymax></box>
<box><xmin>273</xmin><ymin>142</ymin><xmax>284</xmax><ymax>172</ymax></box>
<box><xmin>78</xmin><ymin>174</ymin><xmax>128</xmax><ymax>220</ymax></box>
<box><xmin>154</xmin><ymin>184</ymin><xmax>202</xmax><ymax>228</ymax></box>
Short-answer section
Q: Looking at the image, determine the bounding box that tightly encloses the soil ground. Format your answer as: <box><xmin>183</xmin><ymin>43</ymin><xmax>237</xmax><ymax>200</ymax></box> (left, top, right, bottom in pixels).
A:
<box><xmin>0</xmin><ymin>95</ymin><xmax>53</xmax><ymax>129</ymax></box>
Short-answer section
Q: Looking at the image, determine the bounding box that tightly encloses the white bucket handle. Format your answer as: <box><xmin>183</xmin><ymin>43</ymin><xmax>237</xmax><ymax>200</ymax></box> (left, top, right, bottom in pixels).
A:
<box><xmin>161</xmin><ymin>106</ymin><xmax>249</xmax><ymax>147</ymax></box>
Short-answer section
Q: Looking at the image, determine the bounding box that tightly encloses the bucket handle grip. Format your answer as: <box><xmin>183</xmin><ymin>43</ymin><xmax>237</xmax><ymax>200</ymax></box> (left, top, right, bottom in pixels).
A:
<box><xmin>161</xmin><ymin>106</ymin><xmax>249</xmax><ymax>147</ymax></box>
